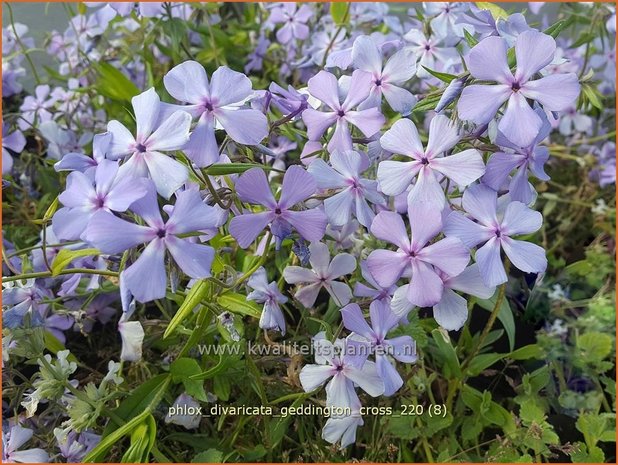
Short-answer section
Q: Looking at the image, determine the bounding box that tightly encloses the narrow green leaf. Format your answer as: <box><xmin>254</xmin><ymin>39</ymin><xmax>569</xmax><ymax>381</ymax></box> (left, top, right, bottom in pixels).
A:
<box><xmin>50</xmin><ymin>248</ymin><xmax>100</xmax><ymax>276</ymax></box>
<box><xmin>477</xmin><ymin>294</ymin><xmax>515</xmax><ymax>351</ymax></box>
<box><xmin>431</xmin><ymin>328</ymin><xmax>461</xmax><ymax>378</ymax></box>
<box><xmin>330</xmin><ymin>3</ymin><xmax>350</xmax><ymax>25</ymax></box>
<box><xmin>421</xmin><ymin>66</ymin><xmax>457</xmax><ymax>83</ymax></box>
<box><xmin>543</xmin><ymin>17</ymin><xmax>575</xmax><ymax>39</ymax></box>
<box><xmin>203</xmin><ymin>163</ymin><xmax>273</xmax><ymax>175</ymax></box>
<box><xmin>164</xmin><ymin>280</ymin><xmax>209</xmax><ymax>339</ymax></box>
<box><xmin>467</xmin><ymin>353</ymin><xmax>506</xmax><ymax>376</ymax></box>
<box><xmin>217</xmin><ymin>292</ymin><xmax>261</xmax><ymax>318</ymax></box>
<box><xmin>464</xmin><ymin>29</ymin><xmax>479</xmax><ymax>47</ymax></box>
<box><xmin>509</xmin><ymin>344</ymin><xmax>544</xmax><ymax>360</ymax></box>
<box><xmin>94</xmin><ymin>62</ymin><xmax>140</xmax><ymax>102</ymax></box>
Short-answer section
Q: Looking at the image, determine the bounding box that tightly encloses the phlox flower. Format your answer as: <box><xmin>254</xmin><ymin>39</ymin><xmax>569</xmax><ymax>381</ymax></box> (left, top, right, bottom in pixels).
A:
<box><xmin>52</xmin><ymin>159</ymin><xmax>147</xmax><ymax>240</ymax></box>
<box><xmin>353</xmin><ymin>261</ymin><xmax>397</xmax><ymax>303</ymax></box>
<box><xmin>483</xmin><ymin>107</ymin><xmax>551</xmax><ymax>205</ymax></box>
<box><xmin>2</xmin><ymin>122</ymin><xmax>26</xmax><ymax>175</ymax></box>
<box><xmin>85</xmin><ymin>184</ymin><xmax>225</xmax><ymax>302</ymax></box>
<box><xmin>229</xmin><ymin>166</ymin><xmax>327</xmax><ymax>248</ymax></box>
<box><xmin>378</xmin><ymin>115</ymin><xmax>485</xmax><ymax>208</ymax></box>
<box><xmin>268</xmin><ymin>3</ymin><xmax>313</xmax><ymax>43</ymax></box>
<box><xmin>424</xmin><ymin>3</ymin><xmax>471</xmax><ymax>41</ymax></box>
<box><xmin>326</xmin><ymin>220</ymin><xmax>360</xmax><ymax>251</ymax></box>
<box><xmin>366</xmin><ymin>201</ymin><xmax>469</xmax><ymax>308</ymax></box>
<box><xmin>403</xmin><ymin>30</ymin><xmax>459</xmax><ymax>78</ymax></box>
<box><xmin>163</xmin><ymin>61</ymin><xmax>268</xmax><ymax>167</ymax></box>
<box><xmin>247</xmin><ymin>266</ymin><xmax>288</xmax><ymax>334</ymax></box>
<box><xmin>165</xmin><ymin>394</ymin><xmax>202</xmax><ymax>430</ymax></box>
<box><xmin>302</xmin><ymin>70</ymin><xmax>385</xmax><ymax>153</ymax></box>
<box><xmin>39</xmin><ymin>121</ymin><xmax>92</xmax><ymax>161</ymax></box>
<box><xmin>308</xmin><ymin>150</ymin><xmax>385</xmax><ymax>227</ymax></box>
<box><xmin>351</xmin><ymin>36</ymin><xmax>417</xmax><ymax>115</ymax></box>
<box><xmin>299</xmin><ymin>333</ymin><xmax>384</xmax><ymax>408</ymax></box>
<box><xmin>322</xmin><ymin>398</ymin><xmax>363</xmax><ymax>449</ymax></box>
<box><xmin>392</xmin><ymin>264</ymin><xmax>496</xmax><ymax>331</ymax></box>
<box><xmin>2</xmin><ymin>424</ymin><xmax>49</xmax><ymax>463</ymax></box>
<box><xmin>457</xmin><ymin>30</ymin><xmax>580</xmax><ymax>147</ymax></box>
<box><xmin>341</xmin><ymin>300</ymin><xmax>416</xmax><ymax>395</ymax></box>
<box><xmin>55</xmin><ymin>429</ymin><xmax>100</xmax><ymax>463</ymax></box>
<box><xmin>18</xmin><ymin>84</ymin><xmax>56</xmax><ymax>130</ymax></box>
<box><xmin>283</xmin><ymin>242</ymin><xmax>356</xmax><ymax>308</ymax></box>
<box><xmin>444</xmin><ymin>183</ymin><xmax>547</xmax><ymax>287</ymax></box>
<box><xmin>106</xmin><ymin>88</ymin><xmax>192</xmax><ymax>199</ymax></box>
<box><xmin>54</xmin><ymin>131</ymin><xmax>110</xmax><ymax>173</ymax></box>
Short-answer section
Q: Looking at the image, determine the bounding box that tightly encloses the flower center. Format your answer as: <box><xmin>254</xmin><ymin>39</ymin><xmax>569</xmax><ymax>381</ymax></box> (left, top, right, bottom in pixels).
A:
<box><xmin>274</xmin><ymin>207</ymin><xmax>282</xmax><ymax>215</ymax></box>
<box><xmin>135</xmin><ymin>143</ymin><xmax>147</xmax><ymax>153</ymax></box>
<box><xmin>335</xmin><ymin>365</ymin><xmax>344</xmax><ymax>372</ymax></box>
<box><xmin>511</xmin><ymin>82</ymin><xmax>521</xmax><ymax>92</ymax></box>
<box><xmin>337</xmin><ymin>109</ymin><xmax>346</xmax><ymax>117</ymax></box>
<box><xmin>156</xmin><ymin>228</ymin><xmax>167</xmax><ymax>238</ymax></box>
<box><xmin>375</xmin><ymin>78</ymin><xmax>382</xmax><ymax>86</ymax></box>
<box><xmin>420</xmin><ymin>157</ymin><xmax>430</xmax><ymax>165</ymax></box>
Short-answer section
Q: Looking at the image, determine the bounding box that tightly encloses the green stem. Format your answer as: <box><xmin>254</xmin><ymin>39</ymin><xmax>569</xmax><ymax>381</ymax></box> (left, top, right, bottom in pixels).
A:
<box><xmin>3</xmin><ymin>268</ymin><xmax>119</xmax><ymax>284</ymax></box>
<box><xmin>6</xmin><ymin>3</ymin><xmax>41</xmax><ymax>85</ymax></box>
<box><xmin>461</xmin><ymin>283</ymin><xmax>507</xmax><ymax>372</ymax></box>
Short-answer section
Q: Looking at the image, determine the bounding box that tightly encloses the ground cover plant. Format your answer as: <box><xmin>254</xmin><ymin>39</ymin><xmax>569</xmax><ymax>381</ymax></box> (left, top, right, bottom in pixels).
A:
<box><xmin>1</xmin><ymin>1</ymin><xmax>616</xmax><ymax>463</ymax></box>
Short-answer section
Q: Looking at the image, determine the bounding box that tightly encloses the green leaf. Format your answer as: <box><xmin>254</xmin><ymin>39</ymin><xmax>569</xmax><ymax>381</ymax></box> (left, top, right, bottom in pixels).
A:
<box><xmin>94</xmin><ymin>62</ymin><xmax>140</xmax><ymax>102</ymax></box>
<box><xmin>509</xmin><ymin>344</ymin><xmax>545</xmax><ymax>360</ymax></box>
<box><xmin>120</xmin><ymin>414</ymin><xmax>156</xmax><ymax>463</ymax></box>
<box><xmin>464</xmin><ymin>29</ymin><xmax>479</xmax><ymax>47</ymax></box>
<box><xmin>50</xmin><ymin>248</ymin><xmax>100</xmax><ymax>276</ymax></box>
<box><xmin>330</xmin><ymin>3</ymin><xmax>350</xmax><ymax>25</ymax></box>
<box><xmin>86</xmin><ymin>408</ymin><xmax>154</xmax><ymax>462</ymax></box>
<box><xmin>543</xmin><ymin>17</ymin><xmax>575</xmax><ymax>39</ymax></box>
<box><xmin>570</xmin><ymin>32</ymin><xmax>596</xmax><ymax>49</ymax></box>
<box><xmin>577</xmin><ymin>332</ymin><xmax>612</xmax><ymax>363</ymax></box>
<box><xmin>431</xmin><ymin>328</ymin><xmax>461</xmax><ymax>378</ymax></box>
<box><xmin>217</xmin><ymin>292</ymin><xmax>261</xmax><ymax>318</ymax></box>
<box><xmin>421</xmin><ymin>66</ymin><xmax>457</xmax><ymax>83</ymax></box>
<box><xmin>467</xmin><ymin>353</ymin><xmax>506</xmax><ymax>376</ymax></box>
<box><xmin>192</xmin><ymin>449</ymin><xmax>224</xmax><ymax>463</ymax></box>
<box><xmin>171</xmin><ymin>358</ymin><xmax>208</xmax><ymax>401</ymax></box>
<box><xmin>164</xmin><ymin>280</ymin><xmax>210</xmax><ymax>339</ymax></box>
<box><xmin>582</xmin><ymin>83</ymin><xmax>603</xmax><ymax>110</ymax></box>
<box><xmin>102</xmin><ymin>375</ymin><xmax>171</xmax><ymax>436</ymax></box>
<box><xmin>477</xmin><ymin>293</ymin><xmax>515</xmax><ymax>351</ymax></box>
<box><xmin>475</xmin><ymin>2</ymin><xmax>508</xmax><ymax>20</ymax></box>
<box><xmin>203</xmin><ymin>163</ymin><xmax>273</xmax><ymax>176</ymax></box>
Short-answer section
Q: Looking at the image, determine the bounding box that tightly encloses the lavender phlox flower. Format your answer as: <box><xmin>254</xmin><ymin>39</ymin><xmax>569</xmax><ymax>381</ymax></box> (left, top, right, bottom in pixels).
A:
<box><xmin>308</xmin><ymin>150</ymin><xmax>385</xmax><ymax>227</ymax></box>
<box><xmin>483</xmin><ymin>106</ymin><xmax>551</xmax><ymax>205</ymax></box>
<box><xmin>247</xmin><ymin>266</ymin><xmax>288</xmax><ymax>334</ymax></box>
<box><xmin>457</xmin><ymin>30</ymin><xmax>580</xmax><ymax>147</ymax></box>
<box><xmin>378</xmin><ymin>114</ymin><xmax>485</xmax><ymax>208</ymax></box>
<box><xmin>351</xmin><ymin>35</ymin><xmax>417</xmax><ymax>115</ymax></box>
<box><xmin>105</xmin><ymin>87</ymin><xmax>192</xmax><ymax>199</ymax></box>
<box><xmin>444</xmin><ymin>183</ymin><xmax>547</xmax><ymax>287</ymax></box>
<box><xmin>403</xmin><ymin>30</ymin><xmax>459</xmax><ymax>78</ymax></box>
<box><xmin>283</xmin><ymin>241</ymin><xmax>356</xmax><ymax>308</ymax></box>
<box><xmin>53</xmin><ymin>159</ymin><xmax>148</xmax><ymax>240</ymax></box>
<box><xmin>302</xmin><ymin>70</ymin><xmax>385</xmax><ymax>153</ymax></box>
<box><xmin>2</xmin><ymin>123</ymin><xmax>25</xmax><ymax>175</ymax></box>
<box><xmin>299</xmin><ymin>333</ymin><xmax>384</xmax><ymax>408</ymax></box>
<box><xmin>54</xmin><ymin>131</ymin><xmax>110</xmax><ymax>173</ymax></box>
<box><xmin>268</xmin><ymin>3</ymin><xmax>313</xmax><ymax>43</ymax></box>
<box><xmin>366</xmin><ymin>201</ymin><xmax>470</xmax><ymax>307</ymax></box>
<box><xmin>353</xmin><ymin>261</ymin><xmax>397</xmax><ymax>303</ymax></box>
<box><xmin>18</xmin><ymin>85</ymin><xmax>56</xmax><ymax>131</ymax></box>
<box><xmin>229</xmin><ymin>166</ymin><xmax>327</xmax><ymax>248</ymax></box>
<box><xmin>163</xmin><ymin>61</ymin><xmax>268</xmax><ymax>167</ymax></box>
<box><xmin>392</xmin><ymin>264</ymin><xmax>496</xmax><ymax>331</ymax></box>
<box><xmin>341</xmin><ymin>300</ymin><xmax>416</xmax><ymax>395</ymax></box>
<box><xmin>2</xmin><ymin>424</ymin><xmax>49</xmax><ymax>463</ymax></box>
<box><xmin>85</xmin><ymin>183</ymin><xmax>224</xmax><ymax>302</ymax></box>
